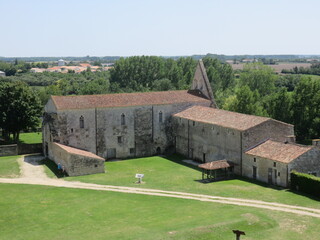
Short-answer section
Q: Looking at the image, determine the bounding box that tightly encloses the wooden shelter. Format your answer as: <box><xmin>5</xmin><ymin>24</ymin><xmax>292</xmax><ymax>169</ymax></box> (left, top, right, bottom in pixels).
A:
<box><xmin>198</xmin><ymin>160</ymin><xmax>234</xmax><ymax>182</ymax></box>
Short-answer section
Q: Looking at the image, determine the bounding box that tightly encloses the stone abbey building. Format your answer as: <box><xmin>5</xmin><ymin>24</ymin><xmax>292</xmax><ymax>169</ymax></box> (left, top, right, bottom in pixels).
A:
<box><xmin>43</xmin><ymin>60</ymin><xmax>320</xmax><ymax>186</ymax></box>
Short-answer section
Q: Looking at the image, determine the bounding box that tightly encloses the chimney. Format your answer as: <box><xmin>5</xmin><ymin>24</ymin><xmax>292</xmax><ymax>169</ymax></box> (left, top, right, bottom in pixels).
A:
<box><xmin>312</xmin><ymin>139</ymin><xmax>320</xmax><ymax>147</ymax></box>
<box><xmin>285</xmin><ymin>135</ymin><xmax>296</xmax><ymax>144</ymax></box>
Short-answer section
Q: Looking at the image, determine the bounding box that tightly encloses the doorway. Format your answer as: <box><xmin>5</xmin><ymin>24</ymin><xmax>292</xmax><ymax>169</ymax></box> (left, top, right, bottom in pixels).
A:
<box><xmin>252</xmin><ymin>166</ymin><xmax>257</xmax><ymax>179</ymax></box>
<box><xmin>268</xmin><ymin>168</ymin><xmax>272</xmax><ymax>184</ymax></box>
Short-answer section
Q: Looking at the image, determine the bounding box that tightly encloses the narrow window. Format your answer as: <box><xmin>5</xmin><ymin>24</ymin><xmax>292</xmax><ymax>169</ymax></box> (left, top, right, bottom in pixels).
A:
<box><xmin>193</xmin><ymin>121</ymin><xmax>195</xmax><ymax>126</ymax></box>
<box><xmin>121</xmin><ymin>113</ymin><xmax>125</xmax><ymax>125</ymax></box>
<box><xmin>70</xmin><ymin>128</ymin><xmax>73</xmax><ymax>133</ymax></box>
<box><xmin>253</xmin><ymin>157</ymin><xmax>256</xmax><ymax>162</ymax></box>
<box><xmin>278</xmin><ymin>172</ymin><xmax>280</xmax><ymax>177</ymax></box>
<box><xmin>118</xmin><ymin>136</ymin><xmax>123</xmax><ymax>143</ymax></box>
<box><xmin>80</xmin><ymin>116</ymin><xmax>84</xmax><ymax>128</ymax></box>
<box><xmin>273</xmin><ymin>162</ymin><xmax>276</xmax><ymax>167</ymax></box>
<box><xmin>159</xmin><ymin>111</ymin><xmax>163</xmax><ymax>123</ymax></box>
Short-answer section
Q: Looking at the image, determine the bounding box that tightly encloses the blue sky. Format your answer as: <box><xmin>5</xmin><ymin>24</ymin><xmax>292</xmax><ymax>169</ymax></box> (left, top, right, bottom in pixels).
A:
<box><xmin>1</xmin><ymin>0</ymin><xmax>319</xmax><ymax>57</ymax></box>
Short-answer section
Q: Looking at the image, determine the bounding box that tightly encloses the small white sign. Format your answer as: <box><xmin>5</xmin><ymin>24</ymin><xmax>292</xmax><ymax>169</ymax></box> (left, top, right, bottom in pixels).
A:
<box><xmin>135</xmin><ymin>174</ymin><xmax>144</xmax><ymax>178</ymax></box>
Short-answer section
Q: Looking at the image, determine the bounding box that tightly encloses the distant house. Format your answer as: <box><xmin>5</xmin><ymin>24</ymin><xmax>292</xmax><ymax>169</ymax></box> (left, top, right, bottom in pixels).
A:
<box><xmin>79</xmin><ymin>63</ymin><xmax>91</xmax><ymax>68</ymax></box>
<box><xmin>58</xmin><ymin>59</ymin><xmax>65</xmax><ymax>66</ymax></box>
<box><xmin>0</xmin><ymin>71</ymin><xmax>6</xmax><ymax>77</ymax></box>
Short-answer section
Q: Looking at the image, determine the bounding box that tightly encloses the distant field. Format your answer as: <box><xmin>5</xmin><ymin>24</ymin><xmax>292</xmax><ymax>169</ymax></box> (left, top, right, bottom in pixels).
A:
<box><xmin>230</xmin><ymin>63</ymin><xmax>312</xmax><ymax>73</ymax></box>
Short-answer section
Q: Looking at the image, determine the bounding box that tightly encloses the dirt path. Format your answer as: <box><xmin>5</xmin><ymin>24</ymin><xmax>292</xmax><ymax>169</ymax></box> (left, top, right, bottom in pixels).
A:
<box><xmin>1</xmin><ymin>155</ymin><xmax>320</xmax><ymax>218</ymax></box>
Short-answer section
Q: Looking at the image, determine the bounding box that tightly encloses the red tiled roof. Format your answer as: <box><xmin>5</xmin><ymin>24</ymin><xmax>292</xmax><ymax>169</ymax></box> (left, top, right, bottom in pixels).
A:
<box><xmin>245</xmin><ymin>140</ymin><xmax>313</xmax><ymax>163</ymax></box>
<box><xmin>51</xmin><ymin>90</ymin><xmax>210</xmax><ymax>110</ymax></box>
<box><xmin>54</xmin><ymin>143</ymin><xmax>104</xmax><ymax>160</ymax></box>
<box><xmin>198</xmin><ymin>160</ymin><xmax>234</xmax><ymax>170</ymax></box>
<box><xmin>173</xmin><ymin>105</ymin><xmax>271</xmax><ymax>131</ymax></box>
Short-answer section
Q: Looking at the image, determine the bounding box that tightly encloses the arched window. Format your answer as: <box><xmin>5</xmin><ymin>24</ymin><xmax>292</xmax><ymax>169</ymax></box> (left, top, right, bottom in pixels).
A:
<box><xmin>121</xmin><ymin>113</ymin><xmax>125</xmax><ymax>125</ymax></box>
<box><xmin>159</xmin><ymin>111</ymin><xmax>163</xmax><ymax>123</ymax></box>
<box><xmin>80</xmin><ymin>116</ymin><xmax>84</xmax><ymax>128</ymax></box>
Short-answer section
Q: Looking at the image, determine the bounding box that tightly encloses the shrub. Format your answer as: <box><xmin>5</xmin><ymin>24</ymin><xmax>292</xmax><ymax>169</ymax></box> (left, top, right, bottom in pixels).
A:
<box><xmin>290</xmin><ymin>171</ymin><xmax>320</xmax><ymax>198</ymax></box>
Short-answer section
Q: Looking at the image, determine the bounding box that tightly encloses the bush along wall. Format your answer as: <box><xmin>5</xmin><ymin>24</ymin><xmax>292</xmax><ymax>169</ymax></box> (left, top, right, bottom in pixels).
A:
<box><xmin>290</xmin><ymin>171</ymin><xmax>320</xmax><ymax>198</ymax></box>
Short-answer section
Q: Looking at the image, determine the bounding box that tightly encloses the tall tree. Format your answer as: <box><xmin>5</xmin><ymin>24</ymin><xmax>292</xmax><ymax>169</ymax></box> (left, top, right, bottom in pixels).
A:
<box><xmin>0</xmin><ymin>81</ymin><xmax>42</xmax><ymax>142</ymax></box>
<box><xmin>291</xmin><ymin>77</ymin><xmax>320</xmax><ymax>140</ymax></box>
<box><xmin>223</xmin><ymin>85</ymin><xmax>266</xmax><ymax>116</ymax></box>
<box><xmin>264</xmin><ymin>88</ymin><xmax>292</xmax><ymax>123</ymax></box>
<box><xmin>239</xmin><ymin>63</ymin><xmax>276</xmax><ymax>96</ymax></box>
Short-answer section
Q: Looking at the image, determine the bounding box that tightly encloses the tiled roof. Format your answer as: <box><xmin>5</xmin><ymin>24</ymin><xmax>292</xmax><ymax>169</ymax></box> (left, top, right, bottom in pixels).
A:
<box><xmin>54</xmin><ymin>143</ymin><xmax>104</xmax><ymax>160</ymax></box>
<box><xmin>245</xmin><ymin>140</ymin><xmax>313</xmax><ymax>163</ymax></box>
<box><xmin>173</xmin><ymin>105</ymin><xmax>271</xmax><ymax>131</ymax></box>
<box><xmin>51</xmin><ymin>90</ymin><xmax>210</xmax><ymax>110</ymax></box>
<box><xmin>198</xmin><ymin>160</ymin><xmax>234</xmax><ymax>170</ymax></box>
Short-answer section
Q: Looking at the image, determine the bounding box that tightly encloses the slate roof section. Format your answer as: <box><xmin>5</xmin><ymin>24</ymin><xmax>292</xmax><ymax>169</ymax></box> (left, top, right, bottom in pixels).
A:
<box><xmin>198</xmin><ymin>160</ymin><xmax>234</xmax><ymax>170</ymax></box>
<box><xmin>51</xmin><ymin>90</ymin><xmax>211</xmax><ymax>110</ymax></box>
<box><xmin>173</xmin><ymin>105</ymin><xmax>272</xmax><ymax>131</ymax></box>
<box><xmin>245</xmin><ymin>140</ymin><xmax>313</xmax><ymax>163</ymax></box>
<box><xmin>54</xmin><ymin>143</ymin><xmax>105</xmax><ymax>161</ymax></box>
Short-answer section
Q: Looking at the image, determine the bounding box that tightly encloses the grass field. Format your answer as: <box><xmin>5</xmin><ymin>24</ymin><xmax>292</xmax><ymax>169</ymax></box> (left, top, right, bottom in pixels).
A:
<box><xmin>49</xmin><ymin>155</ymin><xmax>320</xmax><ymax>209</ymax></box>
<box><xmin>0</xmin><ymin>132</ymin><xmax>42</xmax><ymax>145</ymax></box>
<box><xmin>19</xmin><ymin>132</ymin><xmax>42</xmax><ymax>144</ymax></box>
<box><xmin>0</xmin><ymin>155</ymin><xmax>20</xmax><ymax>177</ymax></box>
<box><xmin>1</xmin><ymin>183</ymin><xmax>320</xmax><ymax>240</ymax></box>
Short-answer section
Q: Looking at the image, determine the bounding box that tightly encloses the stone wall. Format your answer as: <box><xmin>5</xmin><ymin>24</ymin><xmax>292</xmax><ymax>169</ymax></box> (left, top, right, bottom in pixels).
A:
<box><xmin>173</xmin><ymin>117</ymin><xmax>242</xmax><ymax>174</ymax></box>
<box><xmin>18</xmin><ymin>143</ymin><xmax>42</xmax><ymax>155</ymax></box>
<box><xmin>242</xmin><ymin>154</ymin><xmax>288</xmax><ymax>187</ymax></box>
<box><xmin>241</xmin><ymin>120</ymin><xmax>294</xmax><ymax>175</ymax></box>
<box><xmin>0</xmin><ymin>144</ymin><xmax>18</xmax><ymax>157</ymax></box>
<box><xmin>50</xmin><ymin>143</ymin><xmax>105</xmax><ymax>177</ymax></box>
<box><xmin>289</xmin><ymin>147</ymin><xmax>320</xmax><ymax>178</ymax></box>
<box><xmin>44</xmin><ymin>100</ymin><xmax>211</xmax><ymax>161</ymax></box>
<box><xmin>242</xmin><ymin>119</ymin><xmax>294</xmax><ymax>151</ymax></box>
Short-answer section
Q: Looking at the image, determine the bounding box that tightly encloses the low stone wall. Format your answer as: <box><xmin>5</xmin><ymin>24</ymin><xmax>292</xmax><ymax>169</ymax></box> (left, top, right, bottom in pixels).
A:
<box><xmin>0</xmin><ymin>144</ymin><xmax>18</xmax><ymax>157</ymax></box>
<box><xmin>51</xmin><ymin>143</ymin><xmax>105</xmax><ymax>176</ymax></box>
<box><xmin>0</xmin><ymin>143</ymin><xmax>43</xmax><ymax>157</ymax></box>
<box><xmin>18</xmin><ymin>143</ymin><xmax>43</xmax><ymax>155</ymax></box>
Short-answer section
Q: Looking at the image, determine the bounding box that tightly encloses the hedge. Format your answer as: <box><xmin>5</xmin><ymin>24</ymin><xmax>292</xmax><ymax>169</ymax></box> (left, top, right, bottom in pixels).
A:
<box><xmin>290</xmin><ymin>171</ymin><xmax>320</xmax><ymax>198</ymax></box>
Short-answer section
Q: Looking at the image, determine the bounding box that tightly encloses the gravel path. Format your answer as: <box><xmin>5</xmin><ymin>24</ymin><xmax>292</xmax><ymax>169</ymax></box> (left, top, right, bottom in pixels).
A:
<box><xmin>1</xmin><ymin>155</ymin><xmax>320</xmax><ymax>218</ymax></box>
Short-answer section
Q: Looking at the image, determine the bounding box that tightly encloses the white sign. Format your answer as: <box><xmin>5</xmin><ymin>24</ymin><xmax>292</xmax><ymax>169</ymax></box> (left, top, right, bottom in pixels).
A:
<box><xmin>135</xmin><ymin>174</ymin><xmax>144</xmax><ymax>178</ymax></box>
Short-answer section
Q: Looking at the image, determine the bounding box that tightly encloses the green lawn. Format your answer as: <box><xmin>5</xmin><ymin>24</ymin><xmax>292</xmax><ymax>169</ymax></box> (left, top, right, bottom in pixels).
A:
<box><xmin>19</xmin><ymin>132</ymin><xmax>42</xmax><ymax>144</ymax></box>
<box><xmin>1</xmin><ymin>183</ymin><xmax>320</xmax><ymax>240</ymax></box>
<box><xmin>50</xmin><ymin>155</ymin><xmax>320</xmax><ymax>209</ymax></box>
<box><xmin>0</xmin><ymin>155</ymin><xmax>20</xmax><ymax>177</ymax></box>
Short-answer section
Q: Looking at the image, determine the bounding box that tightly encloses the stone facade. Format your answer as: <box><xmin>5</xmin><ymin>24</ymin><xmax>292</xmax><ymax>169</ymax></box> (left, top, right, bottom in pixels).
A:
<box><xmin>244</xmin><ymin>140</ymin><xmax>320</xmax><ymax>187</ymax></box>
<box><xmin>51</xmin><ymin>142</ymin><xmax>105</xmax><ymax>176</ymax></box>
<box><xmin>173</xmin><ymin>106</ymin><xmax>294</xmax><ymax>175</ymax></box>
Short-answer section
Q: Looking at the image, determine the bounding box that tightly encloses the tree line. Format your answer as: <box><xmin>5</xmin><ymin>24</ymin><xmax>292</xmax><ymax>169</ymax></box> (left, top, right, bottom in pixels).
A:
<box><xmin>0</xmin><ymin>56</ymin><xmax>319</xmax><ymax>142</ymax></box>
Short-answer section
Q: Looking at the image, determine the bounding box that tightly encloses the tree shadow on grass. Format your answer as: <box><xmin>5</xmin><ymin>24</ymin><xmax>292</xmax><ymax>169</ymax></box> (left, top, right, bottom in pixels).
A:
<box><xmin>40</xmin><ymin>158</ymin><xmax>66</xmax><ymax>178</ymax></box>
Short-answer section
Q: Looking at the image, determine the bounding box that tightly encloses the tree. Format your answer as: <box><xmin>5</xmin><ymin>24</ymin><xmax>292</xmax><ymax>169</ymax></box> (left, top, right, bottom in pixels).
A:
<box><xmin>291</xmin><ymin>77</ymin><xmax>320</xmax><ymax>141</ymax></box>
<box><xmin>152</xmin><ymin>78</ymin><xmax>175</xmax><ymax>91</ymax></box>
<box><xmin>0</xmin><ymin>81</ymin><xmax>42</xmax><ymax>142</ymax></box>
<box><xmin>264</xmin><ymin>88</ymin><xmax>292</xmax><ymax>123</ymax></box>
<box><xmin>202</xmin><ymin>57</ymin><xmax>234</xmax><ymax>93</ymax></box>
<box><xmin>239</xmin><ymin>63</ymin><xmax>276</xmax><ymax>96</ymax></box>
<box><xmin>223</xmin><ymin>85</ymin><xmax>267</xmax><ymax>116</ymax></box>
